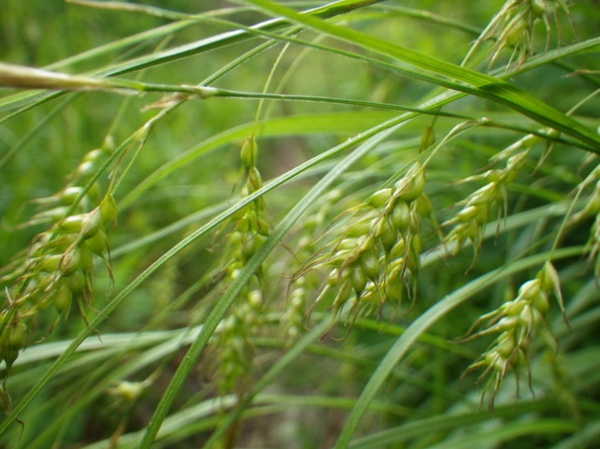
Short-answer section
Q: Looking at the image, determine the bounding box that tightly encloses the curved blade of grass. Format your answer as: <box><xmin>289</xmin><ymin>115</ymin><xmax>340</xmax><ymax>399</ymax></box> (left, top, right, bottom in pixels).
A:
<box><xmin>425</xmin><ymin>419</ymin><xmax>578</xmax><ymax>449</ymax></box>
<box><xmin>0</xmin><ymin>81</ymin><xmax>418</xmax><ymax>437</ymax></box>
<box><xmin>0</xmin><ymin>0</ymin><xmax>382</xmax><ymax>116</ymax></box>
<box><xmin>238</xmin><ymin>0</ymin><xmax>600</xmax><ymax>150</ymax></box>
<box><xmin>348</xmin><ymin>399</ymin><xmax>559</xmax><ymax>448</ymax></box>
<box><xmin>119</xmin><ymin>107</ymin><xmax>461</xmax><ymax>209</ymax></box>
<box><xmin>333</xmin><ymin>245</ymin><xmax>584</xmax><ymax>448</ymax></box>
<box><xmin>137</xmin><ymin>103</ymin><xmax>408</xmax><ymax>449</ymax></box>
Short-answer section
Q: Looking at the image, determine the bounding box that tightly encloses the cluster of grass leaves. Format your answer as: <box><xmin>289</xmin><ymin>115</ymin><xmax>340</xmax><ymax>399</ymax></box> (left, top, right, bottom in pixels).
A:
<box><xmin>1</xmin><ymin>1</ymin><xmax>599</xmax><ymax>448</ymax></box>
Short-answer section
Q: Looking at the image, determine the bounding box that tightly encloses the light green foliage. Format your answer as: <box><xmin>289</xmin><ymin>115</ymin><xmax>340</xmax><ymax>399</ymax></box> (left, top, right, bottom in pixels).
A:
<box><xmin>0</xmin><ymin>1</ymin><xmax>599</xmax><ymax>448</ymax></box>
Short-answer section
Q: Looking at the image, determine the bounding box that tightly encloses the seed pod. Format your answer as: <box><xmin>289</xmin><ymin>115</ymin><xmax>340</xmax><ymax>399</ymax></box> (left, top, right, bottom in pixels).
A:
<box><xmin>532</xmin><ymin>290</ymin><xmax>549</xmax><ymax>314</ymax></box>
<box><xmin>240</xmin><ymin>137</ymin><xmax>257</xmax><ymax>167</ymax></box>
<box><xmin>85</xmin><ymin>228</ymin><xmax>107</xmax><ymax>255</ymax></box>
<box><xmin>247</xmin><ymin>167</ymin><xmax>262</xmax><ymax>191</ymax></box>
<box><xmin>389</xmin><ymin>239</ymin><xmax>406</xmax><ymax>260</ymax></box>
<box><xmin>500</xmin><ymin>299</ymin><xmax>525</xmax><ymax>317</ymax></box>
<box><xmin>331</xmin><ymin>280</ymin><xmax>352</xmax><ymax>309</ymax></box>
<box><xmin>456</xmin><ymin>205</ymin><xmax>479</xmax><ymax>223</ymax></box>
<box><xmin>7</xmin><ymin>321</ymin><xmax>27</xmax><ymax>349</ymax></box>
<box><xmin>360</xmin><ymin>248</ymin><xmax>380</xmax><ymax>281</ymax></box>
<box><xmin>390</xmin><ymin>200</ymin><xmax>410</xmax><ymax>231</ymax></box>
<box><xmin>416</xmin><ymin>194</ymin><xmax>434</xmax><ymax>218</ymax></box>
<box><xmin>60</xmin><ymin>248</ymin><xmax>82</xmax><ymax>276</ymax></box>
<box><xmin>40</xmin><ymin>254</ymin><xmax>62</xmax><ymax>272</ymax></box>
<box><xmin>76</xmin><ymin>161</ymin><xmax>96</xmax><ymax>177</ymax></box>
<box><xmin>475</xmin><ymin>205</ymin><xmax>488</xmax><ymax>225</ymax></box>
<box><xmin>394</xmin><ymin>172</ymin><xmax>425</xmax><ymax>203</ymax></box>
<box><xmin>368</xmin><ymin>188</ymin><xmax>392</xmax><ymax>208</ymax></box>
<box><xmin>510</xmin><ymin>347</ymin><xmax>528</xmax><ymax>370</ymax></box>
<box><xmin>420</xmin><ymin>125</ymin><xmax>435</xmax><ymax>151</ymax></box>
<box><xmin>68</xmin><ymin>269</ymin><xmax>86</xmax><ymax>293</ymax></box>
<box><xmin>384</xmin><ymin>274</ymin><xmax>404</xmax><ymax>303</ymax></box>
<box><xmin>60</xmin><ymin>214</ymin><xmax>86</xmax><ymax>234</ymax></box>
<box><xmin>531</xmin><ymin>0</ymin><xmax>549</xmax><ymax>17</ymax></box>
<box><xmin>504</xmin><ymin>18</ymin><xmax>528</xmax><ymax>47</ymax></box>
<box><xmin>405</xmin><ymin>247</ymin><xmax>420</xmax><ymax>273</ymax></box>
<box><xmin>495</xmin><ymin>334</ymin><xmax>516</xmax><ymax>358</ymax></box>
<box><xmin>350</xmin><ymin>264</ymin><xmax>367</xmax><ymax>295</ymax></box>
<box><xmin>81</xmin><ymin>208</ymin><xmax>102</xmax><ymax>239</ymax></box>
<box><xmin>376</xmin><ymin>219</ymin><xmax>397</xmax><ymax>252</ymax></box>
<box><xmin>346</xmin><ymin>218</ymin><xmax>371</xmax><ymax>238</ymax></box>
<box><xmin>517</xmin><ymin>279</ymin><xmax>542</xmax><ymax>302</ymax></box>
<box><xmin>336</xmin><ymin>236</ymin><xmax>365</xmax><ymax>252</ymax></box>
<box><xmin>468</xmin><ymin>183</ymin><xmax>496</xmax><ymax>206</ymax></box>
<box><xmin>100</xmin><ymin>194</ymin><xmax>117</xmax><ymax>224</ymax></box>
<box><xmin>491</xmin><ymin>316</ymin><xmax>519</xmax><ymax>333</ymax></box>
<box><xmin>518</xmin><ymin>304</ymin><xmax>535</xmax><ymax>328</ymax></box>
<box><xmin>257</xmin><ymin>216</ymin><xmax>270</xmax><ymax>236</ymax></box>
<box><xmin>83</xmin><ymin>148</ymin><xmax>104</xmax><ymax>164</ymax></box>
<box><xmin>60</xmin><ymin>186</ymin><xmax>85</xmax><ymax>204</ymax></box>
<box><xmin>409</xmin><ymin>208</ymin><xmax>420</xmax><ymax>233</ymax></box>
<box><xmin>248</xmin><ymin>289</ymin><xmax>263</xmax><ymax>309</ymax></box>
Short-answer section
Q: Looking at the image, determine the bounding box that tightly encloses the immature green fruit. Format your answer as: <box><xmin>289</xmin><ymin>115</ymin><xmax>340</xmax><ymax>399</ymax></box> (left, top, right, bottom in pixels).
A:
<box><xmin>60</xmin><ymin>186</ymin><xmax>85</xmax><ymax>204</ymax></box>
<box><xmin>389</xmin><ymin>239</ymin><xmax>406</xmax><ymax>259</ymax></box>
<box><xmin>52</xmin><ymin>283</ymin><xmax>72</xmax><ymax>313</ymax></box>
<box><xmin>85</xmin><ymin>228</ymin><xmax>107</xmax><ymax>255</ymax></box>
<box><xmin>532</xmin><ymin>290</ymin><xmax>549</xmax><ymax>314</ymax></box>
<box><xmin>504</xmin><ymin>18</ymin><xmax>528</xmax><ymax>47</ymax></box>
<box><xmin>495</xmin><ymin>334</ymin><xmax>516</xmax><ymax>358</ymax></box>
<box><xmin>83</xmin><ymin>148</ymin><xmax>104</xmax><ymax>164</ymax></box>
<box><xmin>60</xmin><ymin>214</ymin><xmax>86</xmax><ymax>234</ymax></box>
<box><xmin>390</xmin><ymin>200</ymin><xmax>410</xmax><ymax>231</ymax></box>
<box><xmin>346</xmin><ymin>218</ymin><xmax>371</xmax><ymax>238</ymax></box>
<box><xmin>420</xmin><ymin>125</ymin><xmax>435</xmax><ymax>151</ymax></box>
<box><xmin>500</xmin><ymin>299</ymin><xmax>525</xmax><ymax>317</ymax></box>
<box><xmin>68</xmin><ymin>269</ymin><xmax>86</xmax><ymax>293</ymax></box>
<box><xmin>360</xmin><ymin>248</ymin><xmax>380</xmax><ymax>281</ymax></box>
<box><xmin>100</xmin><ymin>194</ymin><xmax>117</xmax><ymax>224</ymax></box>
<box><xmin>60</xmin><ymin>248</ymin><xmax>82</xmax><ymax>276</ymax></box>
<box><xmin>531</xmin><ymin>0</ymin><xmax>549</xmax><ymax>17</ymax></box>
<box><xmin>384</xmin><ymin>274</ymin><xmax>404</xmax><ymax>303</ymax></box>
<box><xmin>7</xmin><ymin>321</ymin><xmax>27</xmax><ymax>349</ymax></box>
<box><xmin>517</xmin><ymin>279</ymin><xmax>542</xmax><ymax>302</ymax></box>
<box><xmin>456</xmin><ymin>205</ymin><xmax>479</xmax><ymax>223</ymax></box>
<box><xmin>416</xmin><ymin>194</ymin><xmax>434</xmax><ymax>218</ymax></box>
<box><xmin>376</xmin><ymin>219</ymin><xmax>397</xmax><ymax>252</ymax></box>
<box><xmin>369</xmin><ymin>188</ymin><xmax>392</xmax><ymax>208</ymax></box>
<box><xmin>81</xmin><ymin>208</ymin><xmax>102</xmax><ymax>239</ymax></box>
<box><xmin>394</xmin><ymin>167</ymin><xmax>425</xmax><ymax>202</ymax></box>
<box><xmin>40</xmin><ymin>254</ymin><xmax>62</xmax><ymax>272</ymax></box>
<box><xmin>350</xmin><ymin>264</ymin><xmax>367</xmax><ymax>295</ymax></box>
<box><xmin>240</xmin><ymin>136</ymin><xmax>257</xmax><ymax>167</ymax></box>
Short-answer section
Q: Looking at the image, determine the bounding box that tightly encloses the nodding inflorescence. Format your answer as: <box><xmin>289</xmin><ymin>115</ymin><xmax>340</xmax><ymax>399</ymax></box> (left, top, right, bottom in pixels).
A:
<box><xmin>0</xmin><ymin>144</ymin><xmax>116</xmax><ymax>378</ymax></box>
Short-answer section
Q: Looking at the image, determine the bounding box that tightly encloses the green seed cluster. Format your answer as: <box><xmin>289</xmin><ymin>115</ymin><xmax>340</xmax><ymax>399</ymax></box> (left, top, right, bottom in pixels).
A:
<box><xmin>443</xmin><ymin>134</ymin><xmax>539</xmax><ymax>257</ymax></box>
<box><xmin>284</xmin><ymin>190</ymin><xmax>342</xmax><ymax>342</ymax></box>
<box><xmin>0</xmin><ymin>146</ymin><xmax>115</xmax><ymax>376</ymax></box>
<box><xmin>214</xmin><ymin>136</ymin><xmax>269</xmax><ymax>394</ymax></box>
<box><xmin>481</xmin><ymin>0</ymin><xmax>574</xmax><ymax>67</ymax></box>
<box><xmin>310</xmin><ymin>161</ymin><xmax>437</xmax><ymax>321</ymax></box>
<box><xmin>569</xmin><ymin>164</ymin><xmax>600</xmax><ymax>276</ymax></box>
<box><xmin>465</xmin><ymin>262</ymin><xmax>563</xmax><ymax>407</ymax></box>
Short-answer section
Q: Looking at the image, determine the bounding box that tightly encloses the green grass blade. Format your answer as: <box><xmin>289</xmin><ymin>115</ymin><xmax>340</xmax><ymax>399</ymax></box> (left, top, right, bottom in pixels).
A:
<box><xmin>333</xmin><ymin>246</ymin><xmax>584</xmax><ymax>448</ymax></box>
<box><xmin>239</xmin><ymin>0</ymin><xmax>600</xmax><ymax>150</ymax></box>
<box><xmin>138</xmin><ymin>100</ymin><xmax>407</xmax><ymax>449</ymax></box>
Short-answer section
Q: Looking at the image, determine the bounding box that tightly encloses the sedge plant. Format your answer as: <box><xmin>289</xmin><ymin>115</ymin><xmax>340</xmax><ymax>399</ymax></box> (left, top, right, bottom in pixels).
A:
<box><xmin>0</xmin><ymin>0</ymin><xmax>599</xmax><ymax>448</ymax></box>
